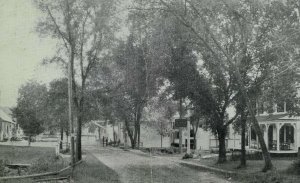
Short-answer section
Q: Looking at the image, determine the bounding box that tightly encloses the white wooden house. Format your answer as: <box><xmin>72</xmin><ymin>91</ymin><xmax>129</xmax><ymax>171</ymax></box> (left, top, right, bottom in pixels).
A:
<box><xmin>0</xmin><ymin>108</ymin><xmax>16</xmax><ymax>141</ymax></box>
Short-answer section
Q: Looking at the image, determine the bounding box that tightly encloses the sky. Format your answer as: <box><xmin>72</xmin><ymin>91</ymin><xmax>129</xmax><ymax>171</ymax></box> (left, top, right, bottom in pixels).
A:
<box><xmin>0</xmin><ymin>0</ymin><xmax>63</xmax><ymax>107</ymax></box>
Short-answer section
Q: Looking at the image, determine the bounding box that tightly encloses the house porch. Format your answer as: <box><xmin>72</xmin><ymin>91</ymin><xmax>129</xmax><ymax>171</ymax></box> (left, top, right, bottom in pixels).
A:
<box><xmin>249</xmin><ymin>121</ymin><xmax>298</xmax><ymax>153</ymax></box>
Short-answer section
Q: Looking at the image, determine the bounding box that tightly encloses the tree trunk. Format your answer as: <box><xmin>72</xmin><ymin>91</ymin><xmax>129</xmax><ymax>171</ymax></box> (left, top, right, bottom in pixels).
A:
<box><xmin>137</xmin><ymin>123</ymin><xmax>140</xmax><ymax>149</ymax></box>
<box><xmin>244</xmin><ymin>90</ymin><xmax>273</xmax><ymax>171</ymax></box>
<box><xmin>240</xmin><ymin>111</ymin><xmax>247</xmax><ymax>168</ymax></box>
<box><xmin>133</xmin><ymin>122</ymin><xmax>138</xmax><ymax>149</ymax></box>
<box><xmin>60</xmin><ymin>126</ymin><xmax>63</xmax><ymax>150</ymax></box>
<box><xmin>218</xmin><ymin>129</ymin><xmax>227</xmax><ymax>163</ymax></box>
<box><xmin>136</xmin><ymin>104</ymin><xmax>142</xmax><ymax>149</ymax></box>
<box><xmin>125</xmin><ymin>120</ymin><xmax>135</xmax><ymax>149</ymax></box>
<box><xmin>251</xmin><ymin>113</ymin><xmax>272</xmax><ymax>172</ymax></box>
<box><xmin>76</xmin><ymin>115</ymin><xmax>82</xmax><ymax>161</ymax></box>
<box><xmin>130</xmin><ymin>132</ymin><xmax>136</xmax><ymax>149</ymax></box>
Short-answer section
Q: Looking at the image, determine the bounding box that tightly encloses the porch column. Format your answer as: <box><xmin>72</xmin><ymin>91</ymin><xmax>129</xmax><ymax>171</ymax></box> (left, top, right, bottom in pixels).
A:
<box><xmin>276</xmin><ymin>123</ymin><xmax>280</xmax><ymax>151</ymax></box>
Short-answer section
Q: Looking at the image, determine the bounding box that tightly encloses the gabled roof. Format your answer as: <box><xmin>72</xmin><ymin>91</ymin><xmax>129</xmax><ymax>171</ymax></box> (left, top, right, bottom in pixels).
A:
<box><xmin>0</xmin><ymin>108</ymin><xmax>15</xmax><ymax>124</ymax></box>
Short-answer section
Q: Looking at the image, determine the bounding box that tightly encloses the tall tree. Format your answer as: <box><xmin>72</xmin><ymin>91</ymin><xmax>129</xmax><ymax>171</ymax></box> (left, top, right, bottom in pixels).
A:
<box><xmin>12</xmin><ymin>81</ymin><xmax>47</xmax><ymax>146</ymax></box>
<box><xmin>35</xmin><ymin>0</ymin><xmax>119</xmax><ymax>160</ymax></box>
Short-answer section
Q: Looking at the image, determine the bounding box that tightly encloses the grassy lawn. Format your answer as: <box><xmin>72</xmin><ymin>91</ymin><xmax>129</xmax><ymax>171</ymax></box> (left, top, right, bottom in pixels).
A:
<box><xmin>0</xmin><ymin>145</ymin><xmax>67</xmax><ymax>182</ymax></box>
<box><xmin>196</xmin><ymin>157</ymin><xmax>295</xmax><ymax>173</ymax></box>
<box><xmin>185</xmin><ymin>156</ymin><xmax>300</xmax><ymax>183</ymax></box>
<box><xmin>0</xmin><ymin>146</ymin><xmax>120</xmax><ymax>182</ymax></box>
<box><xmin>0</xmin><ymin>145</ymin><xmax>56</xmax><ymax>163</ymax></box>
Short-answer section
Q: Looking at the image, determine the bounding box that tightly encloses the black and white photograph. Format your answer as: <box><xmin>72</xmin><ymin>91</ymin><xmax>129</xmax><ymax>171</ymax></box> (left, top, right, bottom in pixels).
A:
<box><xmin>0</xmin><ymin>0</ymin><xmax>300</xmax><ymax>182</ymax></box>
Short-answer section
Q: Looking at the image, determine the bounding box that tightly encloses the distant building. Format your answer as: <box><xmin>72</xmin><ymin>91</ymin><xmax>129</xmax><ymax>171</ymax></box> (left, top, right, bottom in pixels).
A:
<box><xmin>170</xmin><ymin>113</ymin><xmax>240</xmax><ymax>151</ymax></box>
<box><xmin>89</xmin><ymin>120</ymin><xmax>170</xmax><ymax>148</ymax></box>
<box><xmin>0</xmin><ymin>107</ymin><xmax>16</xmax><ymax>141</ymax></box>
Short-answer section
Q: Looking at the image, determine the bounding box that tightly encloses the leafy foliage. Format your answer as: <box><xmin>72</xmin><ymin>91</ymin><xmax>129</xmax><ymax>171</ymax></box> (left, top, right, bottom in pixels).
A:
<box><xmin>12</xmin><ymin>81</ymin><xmax>47</xmax><ymax>138</ymax></box>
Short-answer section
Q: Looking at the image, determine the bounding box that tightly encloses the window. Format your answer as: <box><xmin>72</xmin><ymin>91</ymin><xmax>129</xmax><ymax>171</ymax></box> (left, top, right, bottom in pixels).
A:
<box><xmin>277</xmin><ymin>102</ymin><xmax>284</xmax><ymax>113</ymax></box>
<box><xmin>286</xmin><ymin>100</ymin><xmax>294</xmax><ymax>112</ymax></box>
<box><xmin>251</xmin><ymin>127</ymin><xmax>256</xmax><ymax>140</ymax></box>
<box><xmin>190</xmin><ymin>130</ymin><xmax>195</xmax><ymax>138</ymax></box>
<box><xmin>175</xmin><ymin>131</ymin><xmax>179</xmax><ymax>139</ymax></box>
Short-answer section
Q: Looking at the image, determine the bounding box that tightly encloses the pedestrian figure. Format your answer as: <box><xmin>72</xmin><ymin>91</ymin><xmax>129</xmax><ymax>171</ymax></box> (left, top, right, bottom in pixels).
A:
<box><xmin>105</xmin><ymin>137</ymin><xmax>108</xmax><ymax>147</ymax></box>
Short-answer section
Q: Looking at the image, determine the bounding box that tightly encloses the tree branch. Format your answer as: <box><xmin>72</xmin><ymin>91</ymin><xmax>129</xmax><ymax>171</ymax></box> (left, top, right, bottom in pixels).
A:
<box><xmin>46</xmin><ymin>6</ymin><xmax>69</xmax><ymax>51</ymax></box>
<box><xmin>225</xmin><ymin>112</ymin><xmax>239</xmax><ymax>127</ymax></box>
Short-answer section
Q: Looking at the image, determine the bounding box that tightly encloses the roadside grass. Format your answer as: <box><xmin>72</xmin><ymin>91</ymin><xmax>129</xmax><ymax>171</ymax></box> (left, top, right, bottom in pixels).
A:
<box><xmin>0</xmin><ymin>145</ymin><xmax>55</xmax><ymax>163</ymax></box>
<box><xmin>70</xmin><ymin>152</ymin><xmax>121</xmax><ymax>183</ymax></box>
<box><xmin>0</xmin><ymin>146</ymin><xmax>121</xmax><ymax>182</ymax></box>
<box><xmin>0</xmin><ymin>145</ymin><xmax>67</xmax><ymax>181</ymax></box>
<box><xmin>186</xmin><ymin>157</ymin><xmax>300</xmax><ymax>183</ymax></box>
<box><xmin>196</xmin><ymin>157</ymin><xmax>294</xmax><ymax>173</ymax></box>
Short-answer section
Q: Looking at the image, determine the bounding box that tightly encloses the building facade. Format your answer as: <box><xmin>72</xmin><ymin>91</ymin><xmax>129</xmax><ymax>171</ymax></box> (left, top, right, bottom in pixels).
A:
<box><xmin>0</xmin><ymin>108</ymin><xmax>16</xmax><ymax>141</ymax></box>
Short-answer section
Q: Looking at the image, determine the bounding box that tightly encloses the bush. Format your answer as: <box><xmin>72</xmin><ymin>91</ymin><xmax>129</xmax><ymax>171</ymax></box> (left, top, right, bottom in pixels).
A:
<box><xmin>0</xmin><ymin>159</ymin><xmax>9</xmax><ymax>177</ymax></box>
<box><xmin>10</xmin><ymin>137</ymin><xmax>22</xmax><ymax>141</ymax></box>
<box><xmin>286</xmin><ymin>159</ymin><xmax>300</xmax><ymax>175</ymax></box>
<box><xmin>60</xmin><ymin>148</ymin><xmax>70</xmax><ymax>154</ymax></box>
<box><xmin>182</xmin><ymin>153</ymin><xmax>193</xmax><ymax>159</ymax></box>
<box><xmin>230</xmin><ymin>150</ymin><xmax>263</xmax><ymax>161</ymax></box>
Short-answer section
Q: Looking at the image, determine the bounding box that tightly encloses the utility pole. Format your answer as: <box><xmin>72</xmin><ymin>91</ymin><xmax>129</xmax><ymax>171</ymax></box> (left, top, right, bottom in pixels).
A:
<box><xmin>68</xmin><ymin>55</ymin><xmax>75</xmax><ymax>167</ymax></box>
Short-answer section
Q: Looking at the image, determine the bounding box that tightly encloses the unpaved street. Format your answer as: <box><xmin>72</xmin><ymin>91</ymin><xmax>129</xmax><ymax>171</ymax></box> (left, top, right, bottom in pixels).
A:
<box><xmin>85</xmin><ymin>145</ymin><xmax>233</xmax><ymax>183</ymax></box>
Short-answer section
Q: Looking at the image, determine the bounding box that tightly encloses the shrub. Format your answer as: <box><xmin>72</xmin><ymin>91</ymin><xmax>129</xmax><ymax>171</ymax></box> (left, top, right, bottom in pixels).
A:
<box><xmin>60</xmin><ymin>148</ymin><xmax>70</xmax><ymax>154</ymax></box>
<box><xmin>230</xmin><ymin>151</ymin><xmax>263</xmax><ymax>161</ymax></box>
<box><xmin>182</xmin><ymin>153</ymin><xmax>193</xmax><ymax>159</ymax></box>
<box><xmin>0</xmin><ymin>159</ymin><xmax>10</xmax><ymax>177</ymax></box>
<box><xmin>286</xmin><ymin>159</ymin><xmax>300</xmax><ymax>175</ymax></box>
